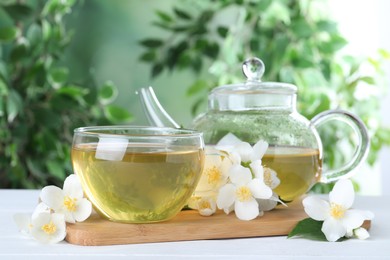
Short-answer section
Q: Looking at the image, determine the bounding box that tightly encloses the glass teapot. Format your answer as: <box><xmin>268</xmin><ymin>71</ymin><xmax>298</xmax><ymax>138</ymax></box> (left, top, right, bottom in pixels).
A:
<box><xmin>138</xmin><ymin>57</ymin><xmax>369</xmax><ymax>201</ymax></box>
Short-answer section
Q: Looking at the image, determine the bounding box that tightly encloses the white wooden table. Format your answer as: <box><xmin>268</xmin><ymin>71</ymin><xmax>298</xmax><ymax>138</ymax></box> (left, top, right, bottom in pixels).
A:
<box><xmin>1</xmin><ymin>189</ymin><xmax>389</xmax><ymax>259</ymax></box>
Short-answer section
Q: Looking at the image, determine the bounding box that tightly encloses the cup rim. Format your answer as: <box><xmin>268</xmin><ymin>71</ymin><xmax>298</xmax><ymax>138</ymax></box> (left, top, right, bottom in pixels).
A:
<box><xmin>74</xmin><ymin>125</ymin><xmax>203</xmax><ymax>138</ymax></box>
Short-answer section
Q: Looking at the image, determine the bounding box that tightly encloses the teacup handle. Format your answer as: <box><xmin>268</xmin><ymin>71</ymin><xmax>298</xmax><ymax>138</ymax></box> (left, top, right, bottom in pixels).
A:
<box><xmin>311</xmin><ymin>109</ymin><xmax>370</xmax><ymax>183</ymax></box>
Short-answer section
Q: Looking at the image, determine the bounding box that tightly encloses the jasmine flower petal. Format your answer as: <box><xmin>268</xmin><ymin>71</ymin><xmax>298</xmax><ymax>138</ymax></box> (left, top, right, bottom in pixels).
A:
<box><xmin>329</xmin><ymin>179</ymin><xmax>354</xmax><ymax>209</ymax></box>
<box><xmin>303</xmin><ymin>196</ymin><xmax>330</xmax><ymax>221</ymax></box>
<box><xmin>235</xmin><ymin>142</ymin><xmax>253</xmax><ymax>162</ymax></box>
<box><xmin>322</xmin><ymin>217</ymin><xmax>347</xmax><ymax>242</ymax></box>
<box><xmin>354</xmin><ymin>227</ymin><xmax>370</xmax><ymax>240</ymax></box>
<box><xmin>342</xmin><ymin>209</ymin><xmax>368</xmax><ymax>231</ymax></box>
<box><xmin>248</xmin><ymin>178</ymin><xmax>272</xmax><ymax>200</ymax></box>
<box><xmin>251</xmin><ymin>140</ymin><xmax>268</xmax><ymax>162</ymax></box>
<box><xmin>40</xmin><ymin>186</ymin><xmax>64</xmax><ymax>210</ymax></box>
<box><xmin>257</xmin><ymin>194</ymin><xmax>278</xmax><ymax>211</ymax></box>
<box><xmin>229</xmin><ymin>164</ymin><xmax>252</xmax><ymax>185</ymax></box>
<box><xmin>215</xmin><ymin>133</ymin><xmax>242</xmax><ymax>151</ymax></box>
<box><xmin>249</xmin><ymin>160</ymin><xmax>264</xmax><ymax>181</ymax></box>
<box><xmin>216</xmin><ymin>184</ymin><xmax>235</xmax><ymax>210</ymax></box>
<box><xmin>73</xmin><ymin>198</ymin><xmax>93</xmax><ymax>222</ymax></box>
<box><xmin>63</xmin><ymin>174</ymin><xmax>83</xmax><ymax>198</ymax></box>
<box><xmin>13</xmin><ymin>213</ymin><xmax>32</xmax><ymax>235</ymax></box>
<box><xmin>235</xmin><ymin>199</ymin><xmax>259</xmax><ymax>221</ymax></box>
<box><xmin>30</xmin><ymin>212</ymin><xmax>66</xmax><ymax>244</ymax></box>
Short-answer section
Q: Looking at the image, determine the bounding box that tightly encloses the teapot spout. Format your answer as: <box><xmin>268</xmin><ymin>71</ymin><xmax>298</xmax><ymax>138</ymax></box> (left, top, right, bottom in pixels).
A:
<box><xmin>137</xmin><ymin>86</ymin><xmax>180</xmax><ymax>128</ymax></box>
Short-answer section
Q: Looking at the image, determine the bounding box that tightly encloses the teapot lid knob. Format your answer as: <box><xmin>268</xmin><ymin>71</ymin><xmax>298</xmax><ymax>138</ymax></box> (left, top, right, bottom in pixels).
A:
<box><xmin>242</xmin><ymin>57</ymin><xmax>265</xmax><ymax>82</ymax></box>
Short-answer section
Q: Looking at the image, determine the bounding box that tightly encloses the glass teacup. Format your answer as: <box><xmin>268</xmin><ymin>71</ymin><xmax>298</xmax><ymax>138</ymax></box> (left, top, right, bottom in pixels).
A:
<box><xmin>71</xmin><ymin>126</ymin><xmax>204</xmax><ymax>223</ymax></box>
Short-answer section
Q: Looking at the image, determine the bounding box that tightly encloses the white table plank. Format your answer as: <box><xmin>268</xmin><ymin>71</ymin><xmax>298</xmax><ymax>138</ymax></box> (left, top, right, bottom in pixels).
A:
<box><xmin>0</xmin><ymin>189</ymin><xmax>389</xmax><ymax>259</ymax></box>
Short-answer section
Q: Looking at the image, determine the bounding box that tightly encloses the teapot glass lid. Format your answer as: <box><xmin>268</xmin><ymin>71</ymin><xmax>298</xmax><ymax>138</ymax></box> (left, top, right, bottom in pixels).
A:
<box><xmin>209</xmin><ymin>57</ymin><xmax>297</xmax><ymax>111</ymax></box>
<box><xmin>211</xmin><ymin>57</ymin><xmax>297</xmax><ymax>95</ymax></box>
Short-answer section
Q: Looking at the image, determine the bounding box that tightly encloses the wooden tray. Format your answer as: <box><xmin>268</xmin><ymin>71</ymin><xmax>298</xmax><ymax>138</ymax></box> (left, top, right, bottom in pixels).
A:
<box><xmin>65</xmin><ymin>199</ymin><xmax>370</xmax><ymax>246</ymax></box>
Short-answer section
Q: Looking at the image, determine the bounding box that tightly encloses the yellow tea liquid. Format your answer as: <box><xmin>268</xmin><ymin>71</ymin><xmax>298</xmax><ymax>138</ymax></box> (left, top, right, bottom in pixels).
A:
<box><xmin>72</xmin><ymin>143</ymin><xmax>204</xmax><ymax>223</ymax></box>
<box><xmin>263</xmin><ymin>146</ymin><xmax>322</xmax><ymax>201</ymax></box>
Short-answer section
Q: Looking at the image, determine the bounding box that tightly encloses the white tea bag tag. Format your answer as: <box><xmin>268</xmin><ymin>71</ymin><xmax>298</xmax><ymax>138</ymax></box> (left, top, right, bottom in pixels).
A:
<box><xmin>95</xmin><ymin>137</ymin><xmax>128</xmax><ymax>161</ymax></box>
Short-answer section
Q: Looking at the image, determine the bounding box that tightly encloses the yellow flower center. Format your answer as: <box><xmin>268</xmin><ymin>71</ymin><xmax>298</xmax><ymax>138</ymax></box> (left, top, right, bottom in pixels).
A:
<box><xmin>206</xmin><ymin>166</ymin><xmax>221</xmax><ymax>185</ymax></box>
<box><xmin>64</xmin><ymin>196</ymin><xmax>77</xmax><ymax>212</ymax></box>
<box><xmin>199</xmin><ymin>200</ymin><xmax>211</xmax><ymax>210</ymax></box>
<box><xmin>330</xmin><ymin>203</ymin><xmax>346</xmax><ymax>219</ymax></box>
<box><xmin>41</xmin><ymin>221</ymin><xmax>56</xmax><ymax>235</ymax></box>
<box><xmin>236</xmin><ymin>186</ymin><xmax>252</xmax><ymax>202</ymax></box>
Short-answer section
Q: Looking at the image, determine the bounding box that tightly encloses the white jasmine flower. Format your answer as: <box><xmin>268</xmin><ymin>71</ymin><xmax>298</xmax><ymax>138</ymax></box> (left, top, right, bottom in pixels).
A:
<box><xmin>217</xmin><ymin>164</ymin><xmax>272</xmax><ymax>220</ymax></box>
<box><xmin>257</xmin><ymin>192</ymin><xmax>280</xmax><ymax>212</ymax></box>
<box><xmin>354</xmin><ymin>227</ymin><xmax>370</xmax><ymax>240</ymax></box>
<box><xmin>215</xmin><ymin>133</ymin><xmax>268</xmax><ymax>164</ymax></box>
<box><xmin>14</xmin><ymin>202</ymin><xmax>51</xmax><ymax>235</ymax></box>
<box><xmin>214</xmin><ymin>133</ymin><xmax>242</xmax><ymax>152</ymax></box>
<box><xmin>188</xmin><ymin>196</ymin><xmax>217</xmax><ymax>216</ymax></box>
<box><xmin>195</xmin><ymin>147</ymin><xmax>232</xmax><ymax>196</ymax></box>
<box><xmin>13</xmin><ymin>213</ymin><xmax>33</xmax><ymax>236</ymax></box>
<box><xmin>302</xmin><ymin>179</ymin><xmax>374</xmax><ymax>242</ymax></box>
<box><xmin>263</xmin><ymin>167</ymin><xmax>280</xmax><ymax>189</ymax></box>
<box><xmin>30</xmin><ymin>212</ymin><xmax>66</xmax><ymax>244</ymax></box>
<box><xmin>40</xmin><ymin>174</ymin><xmax>92</xmax><ymax>223</ymax></box>
<box><xmin>234</xmin><ymin>140</ymin><xmax>268</xmax><ymax>164</ymax></box>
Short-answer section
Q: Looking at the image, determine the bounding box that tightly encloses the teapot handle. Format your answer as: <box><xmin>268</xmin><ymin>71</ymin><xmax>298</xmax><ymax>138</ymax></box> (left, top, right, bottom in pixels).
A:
<box><xmin>311</xmin><ymin>109</ymin><xmax>370</xmax><ymax>183</ymax></box>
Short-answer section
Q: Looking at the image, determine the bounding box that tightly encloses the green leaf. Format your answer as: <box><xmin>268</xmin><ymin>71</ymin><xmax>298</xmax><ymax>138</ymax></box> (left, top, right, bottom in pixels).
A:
<box><xmin>189</xmin><ymin>25</ymin><xmax>207</xmax><ymax>36</ymax></box>
<box><xmin>48</xmin><ymin>67</ymin><xmax>69</xmax><ymax>87</ymax></box>
<box><xmin>26</xmin><ymin>158</ymin><xmax>45</xmax><ymax>179</ymax></box>
<box><xmin>186</xmin><ymin>80</ymin><xmax>208</xmax><ymax>96</ymax></box>
<box><xmin>0</xmin><ymin>95</ymin><xmax>3</xmax><ymax>117</ymax></box>
<box><xmin>0</xmin><ymin>27</ymin><xmax>18</xmax><ymax>41</ymax></box>
<box><xmin>191</xmin><ymin>97</ymin><xmax>206</xmax><ymax>116</ymax></box>
<box><xmin>0</xmin><ymin>78</ymin><xmax>8</xmax><ymax>96</ymax></box>
<box><xmin>46</xmin><ymin>160</ymin><xmax>66</xmax><ymax>180</ymax></box>
<box><xmin>152</xmin><ymin>21</ymin><xmax>171</xmax><ymax>30</ymax></box>
<box><xmin>192</xmin><ymin>56</ymin><xmax>202</xmax><ymax>73</ymax></box>
<box><xmin>99</xmin><ymin>81</ymin><xmax>118</xmax><ymax>105</ymax></box>
<box><xmin>139</xmin><ymin>51</ymin><xmax>156</xmax><ymax>62</ymax></box>
<box><xmin>262</xmin><ymin>1</ymin><xmax>291</xmax><ymax>26</ymax></box>
<box><xmin>217</xmin><ymin>26</ymin><xmax>228</xmax><ymax>38</ymax></box>
<box><xmin>194</xmin><ymin>38</ymin><xmax>208</xmax><ymax>50</ymax></box>
<box><xmin>0</xmin><ymin>61</ymin><xmax>8</xmax><ymax>81</ymax></box>
<box><xmin>172</xmin><ymin>25</ymin><xmax>191</xmax><ymax>32</ymax></box>
<box><xmin>151</xmin><ymin>63</ymin><xmax>164</xmax><ymax>78</ymax></box>
<box><xmin>6</xmin><ymin>89</ymin><xmax>23</xmax><ymax>123</ymax></box>
<box><xmin>359</xmin><ymin>76</ymin><xmax>375</xmax><ymax>85</ymax></box>
<box><xmin>10</xmin><ymin>38</ymin><xmax>29</xmax><ymax>62</ymax></box>
<box><xmin>3</xmin><ymin>4</ymin><xmax>33</xmax><ymax>21</ymax></box>
<box><xmin>319</xmin><ymin>35</ymin><xmax>348</xmax><ymax>54</ymax></box>
<box><xmin>42</xmin><ymin>0</ymin><xmax>74</xmax><ymax>17</ymax></box>
<box><xmin>139</xmin><ymin>39</ymin><xmax>164</xmax><ymax>48</ymax></box>
<box><xmin>250</xmin><ymin>38</ymin><xmax>260</xmax><ymax>52</ymax></box>
<box><xmin>173</xmin><ymin>7</ymin><xmax>191</xmax><ymax>20</ymax></box>
<box><xmin>167</xmin><ymin>41</ymin><xmax>188</xmax><ymax>70</ymax></box>
<box><xmin>378</xmin><ymin>48</ymin><xmax>390</xmax><ymax>59</ymax></box>
<box><xmin>155</xmin><ymin>10</ymin><xmax>173</xmax><ymax>23</ymax></box>
<box><xmin>198</xmin><ymin>10</ymin><xmax>214</xmax><ymax>24</ymax></box>
<box><xmin>204</xmin><ymin>42</ymin><xmax>219</xmax><ymax>59</ymax></box>
<box><xmin>33</xmin><ymin>107</ymin><xmax>62</xmax><ymax>129</ymax></box>
<box><xmin>316</xmin><ymin>20</ymin><xmax>338</xmax><ymax>34</ymax></box>
<box><xmin>42</xmin><ymin>20</ymin><xmax>51</xmax><ymax>41</ymax></box>
<box><xmin>57</xmin><ymin>85</ymin><xmax>89</xmax><ymax>98</ymax></box>
<box><xmin>104</xmin><ymin>105</ymin><xmax>133</xmax><ymax>123</ymax></box>
<box><xmin>320</xmin><ymin>60</ymin><xmax>332</xmax><ymax>81</ymax></box>
<box><xmin>291</xmin><ymin>18</ymin><xmax>312</xmax><ymax>38</ymax></box>
<box><xmin>288</xmin><ymin>218</ymin><xmax>327</xmax><ymax>241</ymax></box>
<box><xmin>257</xmin><ymin>0</ymin><xmax>272</xmax><ymax>10</ymax></box>
<box><xmin>27</xmin><ymin>23</ymin><xmax>42</xmax><ymax>48</ymax></box>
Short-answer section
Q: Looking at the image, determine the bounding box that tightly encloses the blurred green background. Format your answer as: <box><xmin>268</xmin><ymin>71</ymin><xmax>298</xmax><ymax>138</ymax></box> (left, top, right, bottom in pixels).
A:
<box><xmin>65</xmin><ymin>0</ymin><xmax>198</xmax><ymax>126</ymax></box>
<box><xmin>1</xmin><ymin>0</ymin><xmax>389</xmax><ymax>192</ymax></box>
